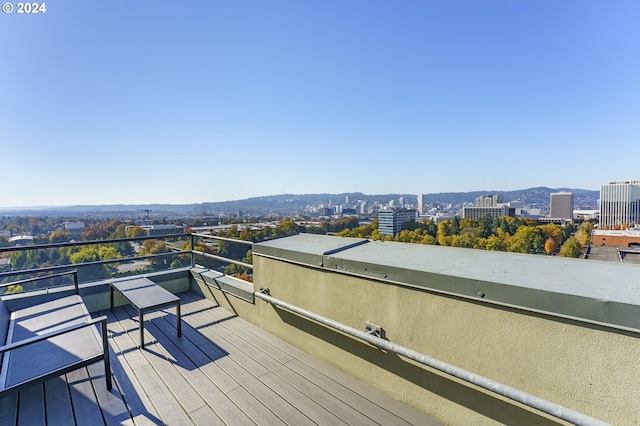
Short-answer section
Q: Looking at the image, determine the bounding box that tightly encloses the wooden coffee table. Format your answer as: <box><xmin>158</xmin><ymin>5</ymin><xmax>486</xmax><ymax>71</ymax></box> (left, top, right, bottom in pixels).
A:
<box><xmin>110</xmin><ymin>277</ymin><xmax>181</xmax><ymax>349</ymax></box>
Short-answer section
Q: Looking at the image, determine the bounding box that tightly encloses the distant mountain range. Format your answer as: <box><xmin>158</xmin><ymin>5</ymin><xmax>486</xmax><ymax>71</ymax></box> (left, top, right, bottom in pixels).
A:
<box><xmin>0</xmin><ymin>187</ymin><xmax>599</xmax><ymax>217</ymax></box>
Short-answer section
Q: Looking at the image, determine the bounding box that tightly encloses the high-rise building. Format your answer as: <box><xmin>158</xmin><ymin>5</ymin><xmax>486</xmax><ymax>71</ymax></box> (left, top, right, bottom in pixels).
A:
<box><xmin>462</xmin><ymin>205</ymin><xmax>514</xmax><ymax>221</ymax></box>
<box><xmin>600</xmin><ymin>180</ymin><xmax>640</xmax><ymax>229</ymax></box>
<box><xmin>463</xmin><ymin>194</ymin><xmax>513</xmax><ymax>220</ymax></box>
<box><xmin>378</xmin><ymin>208</ymin><xmax>417</xmax><ymax>236</ymax></box>
<box><xmin>550</xmin><ymin>192</ymin><xmax>574</xmax><ymax>220</ymax></box>
<box><xmin>417</xmin><ymin>194</ymin><xmax>425</xmax><ymax>215</ymax></box>
<box><xmin>475</xmin><ymin>195</ymin><xmax>504</xmax><ymax>207</ymax></box>
<box><xmin>359</xmin><ymin>201</ymin><xmax>367</xmax><ymax>215</ymax></box>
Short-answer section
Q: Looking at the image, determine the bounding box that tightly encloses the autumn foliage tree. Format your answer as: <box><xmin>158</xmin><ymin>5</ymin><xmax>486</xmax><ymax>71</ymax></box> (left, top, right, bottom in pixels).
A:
<box><xmin>544</xmin><ymin>238</ymin><xmax>557</xmax><ymax>255</ymax></box>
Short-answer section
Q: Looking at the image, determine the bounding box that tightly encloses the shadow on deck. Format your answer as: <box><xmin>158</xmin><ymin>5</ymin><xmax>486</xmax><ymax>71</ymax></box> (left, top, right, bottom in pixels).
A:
<box><xmin>0</xmin><ymin>292</ymin><xmax>441</xmax><ymax>425</ymax></box>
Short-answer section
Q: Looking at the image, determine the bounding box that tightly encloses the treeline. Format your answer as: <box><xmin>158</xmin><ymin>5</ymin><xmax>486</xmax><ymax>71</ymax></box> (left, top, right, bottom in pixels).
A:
<box><xmin>3</xmin><ymin>220</ymin><xmax>185</xmax><ymax>285</ymax></box>
<box><xmin>336</xmin><ymin>216</ymin><xmax>595</xmax><ymax>258</ymax></box>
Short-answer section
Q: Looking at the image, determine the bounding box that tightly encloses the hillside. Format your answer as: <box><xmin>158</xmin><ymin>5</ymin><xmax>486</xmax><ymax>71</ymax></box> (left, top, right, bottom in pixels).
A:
<box><xmin>0</xmin><ymin>187</ymin><xmax>599</xmax><ymax>217</ymax></box>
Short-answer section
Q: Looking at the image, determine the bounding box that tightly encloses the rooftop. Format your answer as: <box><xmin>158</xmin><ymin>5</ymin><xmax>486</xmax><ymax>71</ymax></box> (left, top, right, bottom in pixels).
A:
<box><xmin>1</xmin><ymin>291</ymin><xmax>438</xmax><ymax>425</ymax></box>
<box><xmin>1</xmin><ymin>232</ymin><xmax>638</xmax><ymax>425</ymax></box>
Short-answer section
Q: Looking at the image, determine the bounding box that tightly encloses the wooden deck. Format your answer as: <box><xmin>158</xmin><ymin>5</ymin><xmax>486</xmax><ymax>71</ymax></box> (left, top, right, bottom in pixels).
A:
<box><xmin>0</xmin><ymin>291</ymin><xmax>441</xmax><ymax>425</ymax></box>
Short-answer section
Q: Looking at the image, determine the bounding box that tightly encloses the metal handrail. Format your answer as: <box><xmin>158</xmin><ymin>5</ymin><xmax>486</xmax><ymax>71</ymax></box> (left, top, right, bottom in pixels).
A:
<box><xmin>191</xmin><ymin>232</ymin><xmax>254</xmax><ymax>246</ymax></box>
<box><xmin>192</xmin><ymin>250</ymin><xmax>253</xmax><ymax>270</ymax></box>
<box><xmin>255</xmin><ymin>289</ymin><xmax>610</xmax><ymax>426</ymax></box>
<box><xmin>0</xmin><ymin>269</ymin><xmax>79</xmax><ymax>294</ymax></box>
<box><xmin>0</xmin><ymin>233</ymin><xmax>191</xmax><ymax>254</ymax></box>
<box><xmin>0</xmin><ymin>251</ymin><xmax>191</xmax><ymax>280</ymax></box>
<box><xmin>0</xmin><ymin>233</ymin><xmax>253</xmax><ymax>283</ymax></box>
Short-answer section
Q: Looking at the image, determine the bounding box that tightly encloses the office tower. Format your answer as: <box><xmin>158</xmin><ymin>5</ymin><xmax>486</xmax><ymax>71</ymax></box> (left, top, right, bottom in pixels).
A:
<box><xmin>417</xmin><ymin>194</ymin><xmax>425</xmax><ymax>215</ymax></box>
<box><xmin>550</xmin><ymin>192</ymin><xmax>574</xmax><ymax>219</ymax></box>
<box><xmin>600</xmin><ymin>180</ymin><xmax>640</xmax><ymax>229</ymax></box>
<box><xmin>378</xmin><ymin>208</ymin><xmax>417</xmax><ymax>236</ymax></box>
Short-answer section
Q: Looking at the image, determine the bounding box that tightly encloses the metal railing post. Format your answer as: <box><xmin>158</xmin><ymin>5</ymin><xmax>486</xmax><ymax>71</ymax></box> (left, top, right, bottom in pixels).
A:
<box><xmin>190</xmin><ymin>233</ymin><xmax>195</xmax><ymax>267</ymax></box>
<box><xmin>73</xmin><ymin>270</ymin><xmax>79</xmax><ymax>295</ymax></box>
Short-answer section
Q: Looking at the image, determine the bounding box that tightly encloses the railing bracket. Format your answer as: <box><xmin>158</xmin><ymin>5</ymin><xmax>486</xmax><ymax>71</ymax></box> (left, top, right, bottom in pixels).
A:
<box><xmin>364</xmin><ymin>322</ymin><xmax>382</xmax><ymax>338</ymax></box>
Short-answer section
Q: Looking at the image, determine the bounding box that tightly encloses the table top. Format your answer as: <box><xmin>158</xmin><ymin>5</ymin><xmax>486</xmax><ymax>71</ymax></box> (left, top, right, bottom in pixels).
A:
<box><xmin>112</xmin><ymin>277</ymin><xmax>179</xmax><ymax>310</ymax></box>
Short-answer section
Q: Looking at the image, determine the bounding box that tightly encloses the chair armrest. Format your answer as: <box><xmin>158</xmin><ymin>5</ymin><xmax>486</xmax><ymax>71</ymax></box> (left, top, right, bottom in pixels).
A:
<box><xmin>0</xmin><ymin>315</ymin><xmax>107</xmax><ymax>354</ymax></box>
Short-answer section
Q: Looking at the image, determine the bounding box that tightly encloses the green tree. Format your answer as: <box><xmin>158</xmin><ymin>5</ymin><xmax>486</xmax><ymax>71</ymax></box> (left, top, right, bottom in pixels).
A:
<box><xmin>575</xmin><ymin>222</ymin><xmax>594</xmax><ymax>246</ymax></box>
<box><xmin>436</xmin><ymin>221</ymin><xmax>450</xmax><ymax>245</ymax></box>
<box><xmin>49</xmin><ymin>230</ymin><xmax>72</xmax><ymax>244</ymax></box>
<box><xmin>110</xmin><ymin>224</ymin><xmax>128</xmax><ymax>239</ymax></box>
<box><xmin>5</xmin><ymin>284</ymin><xmax>23</xmax><ymax>294</ymax></box>
<box><xmin>451</xmin><ymin>232</ymin><xmax>476</xmax><ymax>248</ymax></box>
<box><xmin>507</xmin><ymin>226</ymin><xmax>543</xmax><ymax>254</ymax></box>
<box><xmin>139</xmin><ymin>240</ymin><xmax>171</xmax><ymax>270</ymax></box>
<box><xmin>125</xmin><ymin>226</ymin><xmax>147</xmax><ymax>238</ymax></box>
<box><xmin>559</xmin><ymin>236</ymin><xmax>582</xmax><ymax>258</ymax></box>
<box><xmin>483</xmin><ymin>234</ymin><xmax>508</xmax><ymax>251</ymax></box>
<box><xmin>478</xmin><ymin>215</ymin><xmax>494</xmax><ymax>238</ymax></box>
<box><xmin>449</xmin><ymin>216</ymin><xmax>460</xmax><ymax>235</ymax></box>
<box><xmin>69</xmin><ymin>246</ymin><xmax>120</xmax><ymax>281</ymax></box>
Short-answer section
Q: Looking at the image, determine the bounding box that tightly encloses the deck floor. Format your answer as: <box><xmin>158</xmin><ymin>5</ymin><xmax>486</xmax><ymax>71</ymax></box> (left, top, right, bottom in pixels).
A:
<box><xmin>0</xmin><ymin>291</ymin><xmax>441</xmax><ymax>425</ymax></box>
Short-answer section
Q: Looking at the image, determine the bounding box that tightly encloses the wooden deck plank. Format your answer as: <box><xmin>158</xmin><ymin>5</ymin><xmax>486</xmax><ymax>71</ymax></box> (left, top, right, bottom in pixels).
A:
<box><xmin>66</xmin><ymin>367</ymin><xmax>104</xmax><ymax>425</ymax></box>
<box><xmin>0</xmin><ymin>392</ymin><xmax>17</xmax><ymax>426</ymax></box>
<box><xmin>181</xmin><ymin>293</ymin><xmax>296</xmax><ymax>365</ymax></box>
<box><xmin>181</xmin><ymin>293</ymin><xmax>440</xmax><ymax>426</ymax></box>
<box><xmin>130</xmin><ymin>363</ymin><xmax>194</xmax><ymax>425</ymax></box>
<box><xmin>44</xmin><ymin>376</ymin><xmax>75</xmax><ymax>426</ymax></box>
<box><xmin>180</xmin><ymin>293</ymin><xmax>289</xmax><ymax>356</ymax></box>
<box><xmin>17</xmin><ymin>384</ymin><xmax>45</xmax><ymax>426</ymax></box>
<box><xmin>259</xmin><ymin>371</ymin><xmax>349</xmax><ymax>426</ymax></box>
<box><xmin>135</xmin><ymin>308</ymin><xmax>258</xmax><ymax>426</ymax></box>
<box><xmin>109</xmin><ymin>308</ymin><xmax>192</xmax><ymax>425</ymax></box>
<box><xmin>232</xmin><ymin>295</ymin><xmax>439</xmax><ymax>425</ymax></box>
<box><xmin>284</xmin><ymin>358</ymin><xmax>414</xmax><ymax>426</ymax></box>
<box><xmin>148</xmin><ymin>309</ymin><xmax>240</xmax><ymax>393</ymax></box>
<box><xmin>172</xmin><ymin>298</ymin><xmax>313</xmax><ymax>426</ymax></box>
<box><xmin>189</xmin><ymin>310</ymin><xmax>383</xmax><ymax>424</ymax></box>
<box><xmin>8</xmin><ymin>291</ymin><xmax>442</xmax><ymax>426</ymax></box>
<box><xmin>104</xmin><ymin>311</ymin><xmax>163</xmax><ymax>425</ymax></box>
<box><xmin>266</xmin><ymin>358</ymin><xmax>380</xmax><ymax>425</ymax></box>
<box><xmin>114</xmin><ymin>306</ymin><xmax>208</xmax><ymax>418</ymax></box>
<box><xmin>176</xmin><ymin>303</ymin><xmax>327</xmax><ymax>425</ymax></box>
<box><xmin>288</xmin><ymin>351</ymin><xmax>435</xmax><ymax>426</ymax></box>
<box><xmin>175</xmin><ymin>298</ymin><xmax>272</xmax><ymax>378</ymax></box>
<box><xmin>86</xmin><ymin>360</ymin><xmax>132</xmax><ymax>426</ymax></box>
<box><xmin>188</xmin><ymin>404</ymin><xmax>226</xmax><ymax>426</ymax></box>
<box><xmin>224</xmin><ymin>385</ymin><xmax>287</xmax><ymax>426</ymax></box>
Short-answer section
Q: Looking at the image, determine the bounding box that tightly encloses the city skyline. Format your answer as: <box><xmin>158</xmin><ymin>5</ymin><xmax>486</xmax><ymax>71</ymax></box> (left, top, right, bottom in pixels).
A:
<box><xmin>2</xmin><ymin>1</ymin><xmax>639</xmax><ymax>208</ymax></box>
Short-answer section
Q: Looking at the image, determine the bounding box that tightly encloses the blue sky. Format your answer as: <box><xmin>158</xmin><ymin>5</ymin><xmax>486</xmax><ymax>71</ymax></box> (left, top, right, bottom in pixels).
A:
<box><xmin>1</xmin><ymin>1</ymin><xmax>638</xmax><ymax>207</ymax></box>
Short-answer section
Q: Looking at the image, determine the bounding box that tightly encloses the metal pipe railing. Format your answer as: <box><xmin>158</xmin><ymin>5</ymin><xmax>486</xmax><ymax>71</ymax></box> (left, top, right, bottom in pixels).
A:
<box><xmin>191</xmin><ymin>232</ymin><xmax>254</xmax><ymax>246</ymax></box>
<box><xmin>0</xmin><ymin>233</ymin><xmax>191</xmax><ymax>254</ymax></box>
<box><xmin>0</xmin><ymin>269</ymin><xmax>79</xmax><ymax>295</ymax></box>
<box><xmin>192</xmin><ymin>251</ymin><xmax>253</xmax><ymax>270</ymax></box>
<box><xmin>255</xmin><ymin>289</ymin><xmax>610</xmax><ymax>426</ymax></box>
<box><xmin>1</xmin><ymin>233</ymin><xmax>253</xmax><ymax>285</ymax></box>
<box><xmin>0</xmin><ymin>251</ymin><xmax>191</xmax><ymax>281</ymax></box>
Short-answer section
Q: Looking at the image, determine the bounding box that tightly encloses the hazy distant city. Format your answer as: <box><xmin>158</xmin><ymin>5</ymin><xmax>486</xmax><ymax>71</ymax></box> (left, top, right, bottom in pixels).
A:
<box><xmin>0</xmin><ymin>186</ymin><xmax>599</xmax><ymax>220</ymax></box>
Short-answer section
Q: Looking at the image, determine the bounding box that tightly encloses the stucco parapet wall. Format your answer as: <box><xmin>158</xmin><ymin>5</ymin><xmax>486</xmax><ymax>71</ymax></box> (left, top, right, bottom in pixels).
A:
<box><xmin>253</xmin><ymin>234</ymin><xmax>640</xmax><ymax>332</ymax></box>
